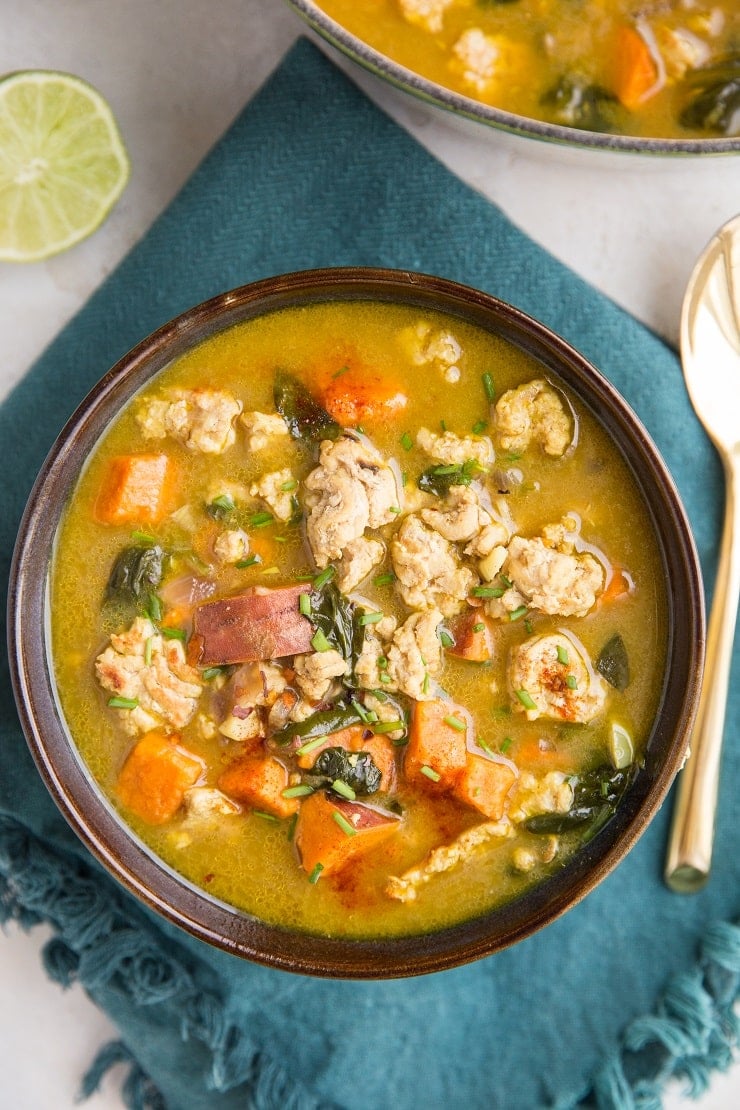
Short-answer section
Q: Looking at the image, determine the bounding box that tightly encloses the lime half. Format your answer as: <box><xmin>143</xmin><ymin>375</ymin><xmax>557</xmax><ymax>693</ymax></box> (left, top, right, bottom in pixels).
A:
<box><xmin>0</xmin><ymin>70</ymin><xmax>130</xmax><ymax>262</ymax></box>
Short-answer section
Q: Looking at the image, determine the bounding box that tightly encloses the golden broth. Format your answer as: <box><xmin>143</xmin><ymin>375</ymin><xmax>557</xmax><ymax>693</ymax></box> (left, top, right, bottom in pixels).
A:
<box><xmin>52</xmin><ymin>300</ymin><xmax>667</xmax><ymax>938</ymax></box>
<box><xmin>316</xmin><ymin>0</ymin><xmax>740</xmax><ymax>140</ymax></box>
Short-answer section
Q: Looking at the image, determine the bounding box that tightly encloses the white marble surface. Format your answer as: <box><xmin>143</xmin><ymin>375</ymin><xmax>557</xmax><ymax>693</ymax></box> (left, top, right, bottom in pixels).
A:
<box><xmin>0</xmin><ymin>2</ymin><xmax>737</xmax><ymax>1107</ymax></box>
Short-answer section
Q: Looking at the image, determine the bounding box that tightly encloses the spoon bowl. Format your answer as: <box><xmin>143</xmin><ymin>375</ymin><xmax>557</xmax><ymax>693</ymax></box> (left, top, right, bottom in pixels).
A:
<box><xmin>665</xmin><ymin>213</ymin><xmax>740</xmax><ymax>892</ymax></box>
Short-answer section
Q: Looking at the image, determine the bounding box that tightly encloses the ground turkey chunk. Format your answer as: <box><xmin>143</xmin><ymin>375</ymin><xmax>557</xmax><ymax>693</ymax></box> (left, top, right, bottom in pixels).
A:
<box><xmin>391</xmin><ymin>515</ymin><xmax>477</xmax><ymax>617</ymax></box>
<box><xmin>249</xmin><ymin>468</ymin><xmax>296</xmax><ymax>522</ymax></box>
<box><xmin>335</xmin><ymin>536</ymin><xmax>385</xmax><ymax>593</ymax></box>
<box><xmin>398</xmin><ymin>0</ymin><xmax>458</xmax><ymax>35</ymax></box>
<box><xmin>213</xmin><ymin>528</ymin><xmax>250</xmax><ymax>564</ymax></box>
<box><xmin>239</xmin><ymin>410</ymin><xmax>290</xmax><ymax>452</ymax></box>
<box><xmin>95</xmin><ymin>617</ymin><xmax>202</xmax><ymax>734</ymax></box>
<box><xmin>508</xmin><ymin>632</ymin><xmax>607</xmax><ymax>724</ymax></box>
<box><xmin>494</xmin><ymin>379</ymin><xmax>571</xmax><ymax>457</ymax></box>
<box><xmin>398</xmin><ymin>321</ymin><xmax>463</xmax><ymax>383</ymax></box>
<box><xmin>293</xmin><ymin>649</ymin><xmax>348</xmax><ymax>703</ymax></box>
<box><xmin>387</xmin><ymin>609</ymin><xmax>444</xmax><ymax>700</ymax></box>
<box><xmin>421</xmin><ymin>485</ymin><xmax>493</xmax><ymax>545</ymax></box>
<box><xmin>416</xmin><ymin>426</ymin><xmax>494</xmax><ymax>469</ymax></box>
<box><xmin>355</xmin><ymin>615</ymin><xmax>397</xmax><ymax>690</ymax></box>
<box><xmin>137</xmin><ymin>389</ymin><xmax>242</xmax><ymax>454</ymax></box>
<box><xmin>500</xmin><ymin>533</ymin><xmax>604</xmax><ymax>618</ymax></box>
<box><xmin>508</xmin><ymin>771</ymin><xmax>574</xmax><ymax>823</ymax></box>
<box><xmin>304</xmin><ymin>436</ymin><xmax>398</xmax><ymax>567</ymax></box>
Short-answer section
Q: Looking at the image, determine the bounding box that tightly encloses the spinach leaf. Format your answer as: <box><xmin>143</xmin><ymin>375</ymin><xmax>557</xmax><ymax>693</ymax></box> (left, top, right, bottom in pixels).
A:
<box><xmin>271</xmin><ymin>705</ymin><xmax>363</xmax><ymax>746</ymax></box>
<box><xmin>596</xmin><ymin>633</ymin><xmax>630</xmax><ymax>691</ymax></box>
<box><xmin>525</xmin><ymin>763</ymin><xmax>637</xmax><ymax>837</ymax></box>
<box><xmin>679</xmin><ymin>56</ymin><xmax>740</xmax><ymax>136</ymax></box>
<box><xmin>105</xmin><ymin>545</ymin><xmax>165</xmax><ymax>606</ymax></box>
<box><xmin>417</xmin><ymin>458</ymin><xmax>485</xmax><ymax>497</ymax></box>
<box><xmin>541</xmin><ymin>77</ymin><xmax>620</xmax><ymax>132</ymax></box>
<box><xmin>274</xmin><ymin>370</ymin><xmax>342</xmax><ymax>444</ymax></box>
<box><xmin>309</xmin><ymin>580</ymin><xmax>365</xmax><ymax>685</ymax></box>
<box><xmin>312</xmin><ymin>747</ymin><xmax>382</xmax><ymax>796</ymax></box>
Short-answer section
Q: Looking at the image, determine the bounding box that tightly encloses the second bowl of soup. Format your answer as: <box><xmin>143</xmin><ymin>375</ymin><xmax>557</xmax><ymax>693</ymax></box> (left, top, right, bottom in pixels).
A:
<box><xmin>9</xmin><ymin>268</ymin><xmax>703</xmax><ymax>976</ymax></box>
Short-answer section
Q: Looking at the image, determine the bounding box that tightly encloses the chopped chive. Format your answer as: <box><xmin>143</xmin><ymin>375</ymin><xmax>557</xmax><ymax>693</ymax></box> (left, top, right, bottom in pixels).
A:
<box><xmin>438</xmin><ymin>628</ymin><xmax>455</xmax><ymax>649</ymax></box>
<box><xmin>108</xmin><ymin>696</ymin><xmax>138</xmax><ymax>710</ymax></box>
<box><xmin>388</xmin><ymin>506</ymin><xmax>401</xmax><ymax>515</ymax></box>
<box><xmin>379</xmin><ymin>672</ymin><xmax>392</xmax><ymax>684</ymax></box>
<box><xmin>311</xmin><ymin>628</ymin><xmax>331</xmax><ymax>652</ymax></box>
<box><xmin>473</xmin><ymin>622</ymin><xmax>485</xmax><ymax>633</ymax></box>
<box><xmin>472</xmin><ymin>420</ymin><xmax>487</xmax><ymax>435</ymax></box>
<box><xmin>312</xmin><ymin>566</ymin><xmax>335</xmax><ymax>590</ymax></box>
<box><xmin>477</xmin><ymin>736</ymin><xmax>495</xmax><ymax>757</ymax></box>
<box><xmin>295</xmin><ymin>735</ymin><xmax>328</xmax><ymax>757</ymax></box>
<box><xmin>374</xmin><ymin>572</ymin><xmax>395</xmax><ymax>587</ymax></box>
<box><xmin>282</xmin><ymin>784</ymin><xmax>314</xmax><ymax>799</ymax></box>
<box><xmin>280</xmin><ymin>478</ymin><xmax>298</xmax><ymax>491</ymax></box>
<box><xmin>524</xmin><ymin>618</ymin><xmax>534</xmax><ymax>634</ymax></box>
<box><xmin>509</xmin><ymin>605</ymin><xmax>528</xmax><ymax>622</ymax></box>
<box><xmin>202</xmin><ymin>666</ymin><xmax>227</xmax><ymax>681</ymax></box>
<box><xmin>236</xmin><ymin>553</ymin><xmax>260</xmax><ymax>569</ymax></box>
<box><xmin>351</xmin><ymin>699</ymin><xmax>371</xmax><ymax>724</ymax></box>
<box><xmin>332</xmin><ymin>810</ymin><xmax>357</xmax><ymax>837</ymax></box>
<box><xmin>146</xmin><ymin>594</ymin><xmax>163</xmax><ymax>622</ymax></box>
<box><xmin>131</xmin><ymin>530</ymin><xmax>156</xmax><ymax>544</ymax></box>
<box><xmin>161</xmin><ymin>626</ymin><xmax>186</xmax><ymax>641</ymax></box>
<box><xmin>444</xmin><ymin>714</ymin><xmax>466</xmax><ymax>732</ymax></box>
<box><xmin>482</xmin><ymin>372</ymin><xmax>495</xmax><ymax>404</ymax></box>
<box><xmin>420</xmin><ymin>765</ymin><xmax>441</xmax><ymax>782</ymax></box>
<box><xmin>332</xmin><ymin>779</ymin><xmax>356</xmax><ymax>801</ymax></box>
<box><xmin>356</xmin><ymin>424</ymin><xmax>366</xmax><ymax>435</ymax></box>
<box><xmin>144</xmin><ymin>636</ymin><xmax>153</xmax><ymax>666</ymax></box>
<box><xmin>372</xmin><ymin>720</ymin><xmax>404</xmax><ymax>734</ymax></box>
<box><xmin>299</xmin><ymin>592</ymin><xmax>312</xmax><ymax>617</ymax></box>
<box><xmin>516</xmin><ymin>689</ymin><xmax>537</xmax><ymax>710</ymax></box>
<box><xmin>500</xmin><ymin>736</ymin><xmax>513</xmax><ymax>753</ymax></box>
<box><xmin>377</xmin><ymin>656</ymin><xmax>388</xmax><ymax>670</ymax></box>
<box><xmin>295</xmin><ymin>573</ymin><xmax>315</xmax><ymax>582</ymax></box>
<box><xmin>422</xmin><ymin>672</ymin><xmax>430</xmax><ymax>695</ymax></box>
<box><xmin>400</xmin><ymin>431</ymin><xmax>413</xmax><ymax>451</ymax></box>
<box><xmin>566</xmin><ymin>674</ymin><xmax>578</xmax><ymax>690</ymax></box>
<box><xmin>472</xmin><ymin>586</ymin><xmax>502</xmax><ymax>598</ymax></box>
<box><xmin>371</xmin><ymin>688</ymin><xmax>389</xmax><ymax>702</ymax></box>
<box><xmin>332</xmin><ymin>365</ymin><xmax>350</xmax><ymax>379</ymax></box>
<box><xmin>274</xmin><ymin>536</ymin><xmax>287</xmax><ymax>544</ymax></box>
<box><xmin>440</xmin><ymin>419</ymin><xmax>447</xmax><ymax>432</ymax></box>
<box><xmin>557</xmin><ymin>644</ymin><xmax>570</xmax><ymax>665</ymax></box>
<box><xmin>249</xmin><ymin>511</ymin><xmax>274</xmax><ymax>528</ymax></box>
<box><xmin>401</xmin><ymin>471</ymin><xmax>408</xmax><ymax>486</ymax></box>
<box><xmin>286</xmin><ymin>813</ymin><xmax>298</xmax><ymax>841</ymax></box>
<box><xmin>358</xmin><ymin>610</ymin><xmax>384</xmax><ymax>626</ymax></box>
<box><xmin>308</xmin><ymin>862</ymin><xmax>324</xmax><ymax>883</ymax></box>
<box><xmin>499</xmin><ymin>573</ymin><xmax>513</xmax><ymax>588</ymax></box>
<box><xmin>209</xmin><ymin>493</ymin><xmax>235</xmax><ymax>515</ymax></box>
<box><xmin>367</xmin><ymin>711</ymin><xmax>379</xmax><ymax>724</ymax></box>
<box><xmin>253</xmin><ymin>810</ymin><xmax>278</xmax><ymax>822</ymax></box>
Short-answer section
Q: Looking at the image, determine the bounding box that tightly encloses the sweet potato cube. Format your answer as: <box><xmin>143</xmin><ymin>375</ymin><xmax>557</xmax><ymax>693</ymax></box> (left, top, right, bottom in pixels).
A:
<box><xmin>454</xmin><ymin>753</ymin><xmax>516</xmax><ymax>820</ymax></box>
<box><xmin>218</xmin><ymin>753</ymin><xmax>298</xmax><ymax>819</ymax></box>
<box><xmin>117</xmin><ymin>729</ymin><xmax>203</xmax><ymax>825</ymax></box>
<box><xmin>320</xmin><ymin>367</ymin><xmax>407</xmax><ymax>427</ymax></box>
<box><xmin>405</xmin><ymin>699</ymin><xmax>468</xmax><ymax>792</ymax></box>
<box><xmin>447</xmin><ymin>610</ymin><xmax>493</xmax><ymax>663</ymax></box>
<box><xmin>295</xmin><ymin>792</ymin><xmax>400</xmax><ymax>877</ymax></box>
<box><xmin>297</xmin><ymin>725</ymin><xmax>397</xmax><ymax>792</ymax></box>
<box><xmin>95</xmin><ymin>453</ymin><xmax>176</xmax><ymax>525</ymax></box>
<box><xmin>192</xmin><ymin>585</ymin><xmax>313</xmax><ymax>665</ymax></box>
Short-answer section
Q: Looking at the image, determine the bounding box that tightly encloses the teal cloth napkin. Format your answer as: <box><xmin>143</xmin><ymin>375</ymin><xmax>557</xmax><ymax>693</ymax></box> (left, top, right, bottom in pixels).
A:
<box><xmin>1</xmin><ymin>39</ymin><xmax>738</xmax><ymax>1110</ymax></box>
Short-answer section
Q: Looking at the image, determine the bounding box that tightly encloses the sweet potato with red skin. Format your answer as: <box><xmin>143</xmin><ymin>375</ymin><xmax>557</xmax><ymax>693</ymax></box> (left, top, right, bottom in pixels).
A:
<box><xmin>117</xmin><ymin>729</ymin><xmax>203</xmax><ymax>825</ymax></box>
<box><xmin>447</xmin><ymin>610</ymin><xmax>493</xmax><ymax>663</ymax></box>
<box><xmin>218</xmin><ymin>753</ymin><xmax>298</xmax><ymax>819</ymax></box>
<box><xmin>320</xmin><ymin>367</ymin><xmax>407</xmax><ymax>427</ymax></box>
<box><xmin>191</xmin><ymin>584</ymin><xmax>313</xmax><ymax>665</ymax></box>
<box><xmin>295</xmin><ymin>725</ymin><xmax>367</xmax><ymax>770</ymax></box>
<box><xmin>95</xmin><ymin>453</ymin><xmax>177</xmax><ymax>525</ymax></box>
<box><xmin>405</xmin><ymin>699</ymin><xmax>468</xmax><ymax>793</ymax></box>
<box><xmin>612</xmin><ymin>25</ymin><xmax>661</xmax><ymax>111</ymax></box>
<box><xmin>454</xmin><ymin>753</ymin><xmax>516</xmax><ymax>820</ymax></box>
<box><xmin>295</xmin><ymin>792</ymin><xmax>400</xmax><ymax>877</ymax></box>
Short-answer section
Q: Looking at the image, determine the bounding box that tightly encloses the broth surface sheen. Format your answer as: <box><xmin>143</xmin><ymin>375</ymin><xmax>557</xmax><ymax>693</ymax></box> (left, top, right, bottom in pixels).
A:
<box><xmin>52</xmin><ymin>300</ymin><xmax>667</xmax><ymax>939</ymax></box>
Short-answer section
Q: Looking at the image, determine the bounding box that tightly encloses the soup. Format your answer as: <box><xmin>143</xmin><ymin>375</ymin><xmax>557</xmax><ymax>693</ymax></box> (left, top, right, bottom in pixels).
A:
<box><xmin>314</xmin><ymin>0</ymin><xmax>740</xmax><ymax>140</ymax></box>
<box><xmin>51</xmin><ymin>299</ymin><xmax>667</xmax><ymax>939</ymax></box>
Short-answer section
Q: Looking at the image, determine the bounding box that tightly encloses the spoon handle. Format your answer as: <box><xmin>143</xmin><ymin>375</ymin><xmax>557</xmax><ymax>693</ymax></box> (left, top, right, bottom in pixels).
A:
<box><xmin>665</xmin><ymin>458</ymin><xmax>740</xmax><ymax>892</ymax></box>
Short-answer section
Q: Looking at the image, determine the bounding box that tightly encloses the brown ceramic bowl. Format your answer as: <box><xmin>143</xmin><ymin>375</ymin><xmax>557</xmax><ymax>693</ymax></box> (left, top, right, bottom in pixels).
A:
<box><xmin>286</xmin><ymin>1</ymin><xmax>740</xmax><ymax>156</ymax></box>
<box><xmin>8</xmin><ymin>268</ymin><xmax>704</xmax><ymax>978</ymax></box>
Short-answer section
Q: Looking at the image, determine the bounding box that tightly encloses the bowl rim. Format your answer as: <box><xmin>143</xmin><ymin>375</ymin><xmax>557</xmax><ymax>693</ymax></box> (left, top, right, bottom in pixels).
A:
<box><xmin>285</xmin><ymin>0</ymin><xmax>740</xmax><ymax>156</ymax></box>
<box><xmin>8</xmin><ymin>266</ymin><xmax>705</xmax><ymax>978</ymax></box>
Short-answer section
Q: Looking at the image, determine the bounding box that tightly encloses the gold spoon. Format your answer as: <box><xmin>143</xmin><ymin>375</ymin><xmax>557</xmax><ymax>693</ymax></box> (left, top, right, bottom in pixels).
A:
<box><xmin>665</xmin><ymin>213</ymin><xmax>740</xmax><ymax>893</ymax></box>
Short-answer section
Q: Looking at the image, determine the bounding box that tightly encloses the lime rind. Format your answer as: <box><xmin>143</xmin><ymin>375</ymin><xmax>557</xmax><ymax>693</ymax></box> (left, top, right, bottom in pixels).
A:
<box><xmin>0</xmin><ymin>70</ymin><xmax>130</xmax><ymax>262</ymax></box>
